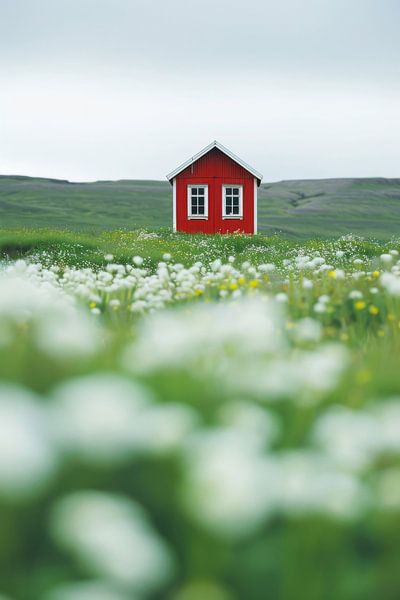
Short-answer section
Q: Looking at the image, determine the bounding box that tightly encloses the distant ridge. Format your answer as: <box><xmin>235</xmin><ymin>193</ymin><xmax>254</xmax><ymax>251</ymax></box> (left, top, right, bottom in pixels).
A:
<box><xmin>1</xmin><ymin>175</ymin><xmax>400</xmax><ymax>239</ymax></box>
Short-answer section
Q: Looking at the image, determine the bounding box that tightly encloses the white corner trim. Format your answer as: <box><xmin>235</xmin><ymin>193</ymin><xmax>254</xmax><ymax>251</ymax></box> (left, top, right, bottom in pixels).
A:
<box><xmin>254</xmin><ymin>177</ymin><xmax>258</xmax><ymax>234</ymax></box>
<box><xmin>172</xmin><ymin>177</ymin><xmax>177</xmax><ymax>232</ymax></box>
<box><xmin>166</xmin><ymin>140</ymin><xmax>263</xmax><ymax>183</ymax></box>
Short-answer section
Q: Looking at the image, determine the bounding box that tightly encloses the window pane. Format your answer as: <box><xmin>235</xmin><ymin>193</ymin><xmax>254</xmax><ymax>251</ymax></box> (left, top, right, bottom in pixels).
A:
<box><xmin>225</xmin><ymin>187</ymin><xmax>232</xmax><ymax>195</ymax></box>
<box><xmin>233</xmin><ymin>198</ymin><xmax>239</xmax><ymax>207</ymax></box>
<box><xmin>191</xmin><ymin>199</ymin><xmax>197</xmax><ymax>214</ymax></box>
<box><xmin>198</xmin><ymin>204</ymin><xmax>205</xmax><ymax>215</ymax></box>
<box><xmin>232</xmin><ymin>205</ymin><xmax>239</xmax><ymax>215</ymax></box>
<box><xmin>191</xmin><ymin>188</ymin><xmax>198</xmax><ymax>196</ymax></box>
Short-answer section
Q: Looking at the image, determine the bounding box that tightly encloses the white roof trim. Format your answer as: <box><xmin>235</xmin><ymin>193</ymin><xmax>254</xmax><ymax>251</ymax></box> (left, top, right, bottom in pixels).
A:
<box><xmin>166</xmin><ymin>140</ymin><xmax>263</xmax><ymax>183</ymax></box>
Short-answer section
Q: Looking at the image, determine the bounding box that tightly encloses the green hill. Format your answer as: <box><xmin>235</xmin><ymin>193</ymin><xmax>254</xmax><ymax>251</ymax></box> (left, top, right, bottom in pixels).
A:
<box><xmin>1</xmin><ymin>175</ymin><xmax>400</xmax><ymax>239</ymax></box>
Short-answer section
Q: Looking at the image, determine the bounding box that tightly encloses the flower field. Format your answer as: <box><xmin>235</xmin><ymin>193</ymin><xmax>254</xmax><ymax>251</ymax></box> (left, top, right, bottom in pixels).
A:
<box><xmin>1</xmin><ymin>229</ymin><xmax>400</xmax><ymax>600</ymax></box>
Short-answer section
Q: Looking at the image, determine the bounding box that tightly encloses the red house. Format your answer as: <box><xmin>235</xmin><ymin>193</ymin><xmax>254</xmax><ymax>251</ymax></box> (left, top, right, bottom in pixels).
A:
<box><xmin>166</xmin><ymin>141</ymin><xmax>263</xmax><ymax>234</ymax></box>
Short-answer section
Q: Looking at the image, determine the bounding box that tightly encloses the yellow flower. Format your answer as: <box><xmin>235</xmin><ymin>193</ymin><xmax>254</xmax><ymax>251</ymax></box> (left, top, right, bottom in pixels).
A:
<box><xmin>89</xmin><ymin>302</ymin><xmax>97</xmax><ymax>309</ymax></box>
<box><xmin>238</xmin><ymin>277</ymin><xmax>246</xmax><ymax>285</ymax></box>
<box><xmin>387</xmin><ymin>313</ymin><xmax>395</xmax><ymax>321</ymax></box>
<box><xmin>230</xmin><ymin>283</ymin><xmax>238</xmax><ymax>291</ymax></box>
<box><xmin>194</xmin><ymin>289</ymin><xmax>203</xmax><ymax>296</ymax></box>
<box><xmin>355</xmin><ymin>301</ymin><xmax>366</xmax><ymax>310</ymax></box>
<box><xmin>328</xmin><ymin>271</ymin><xmax>336</xmax><ymax>279</ymax></box>
<box><xmin>372</xmin><ymin>270</ymin><xmax>380</xmax><ymax>277</ymax></box>
<box><xmin>369</xmin><ymin>305</ymin><xmax>379</xmax><ymax>315</ymax></box>
<box><xmin>248</xmin><ymin>280</ymin><xmax>259</xmax><ymax>289</ymax></box>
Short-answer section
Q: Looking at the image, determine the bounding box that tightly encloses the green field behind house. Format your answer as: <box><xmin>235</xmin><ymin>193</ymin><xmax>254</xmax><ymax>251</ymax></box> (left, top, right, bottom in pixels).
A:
<box><xmin>1</xmin><ymin>175</ymin><xmax>400</xmax><ymax>239</ymax></box>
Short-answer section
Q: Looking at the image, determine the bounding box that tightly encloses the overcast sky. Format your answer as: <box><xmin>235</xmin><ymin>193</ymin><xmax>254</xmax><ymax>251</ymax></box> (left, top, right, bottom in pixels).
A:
<box><xmin>0</xmin><ymin>0</ymin><xmax>399</xmax><ymax>182</ymax></box>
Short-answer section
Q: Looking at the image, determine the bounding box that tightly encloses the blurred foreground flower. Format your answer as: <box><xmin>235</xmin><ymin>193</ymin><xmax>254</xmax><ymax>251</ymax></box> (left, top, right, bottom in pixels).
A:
<box><xmin>0</xmin><ymin>270</ymin><xmax>100</xmax><ymax>359</ymax></box>
<box><xmin>50</xmin><ymin>492</ymin><xmax>175</xmax><ymax>594</ymax></box>
<box><xmin>0</xmin><ymin>385</ymin><xmax>57</xmax><ymax>500</ymax></box>
<box><xmin>50</xmin><ymin>373</ymin><xmax>199</xmax><ymax>465</ymax></box>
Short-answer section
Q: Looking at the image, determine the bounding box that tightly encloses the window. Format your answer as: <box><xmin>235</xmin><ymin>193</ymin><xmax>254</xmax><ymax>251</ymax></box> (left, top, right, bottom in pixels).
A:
<box><xmin>223</xmin><ymin>185</ymin><xmax>243</xmax><ymax>218</ymax></box>
<box><xmin>188</xmin><ymin>185</ymin><xmax>208</xmax><ymax>218</ymax></box>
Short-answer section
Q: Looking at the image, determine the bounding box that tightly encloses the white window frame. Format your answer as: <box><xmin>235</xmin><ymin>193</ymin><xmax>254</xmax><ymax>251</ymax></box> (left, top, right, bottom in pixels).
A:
<box><xmin>222</xmin><ymin>184</ymin><xmax>243</xmax><ymax>219</ymax></box>
<box><xmin>187</xmin><ymin>184</ymin><xmax>208</xmax><ymax>219</ymax></box>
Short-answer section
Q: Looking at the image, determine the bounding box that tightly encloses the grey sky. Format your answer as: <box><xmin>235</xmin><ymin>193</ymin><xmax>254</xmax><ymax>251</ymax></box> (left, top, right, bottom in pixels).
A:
<box><xmin>1</xmin><ymin>0</ymin><xmax>399</xmax><ymax>181</ymax></box>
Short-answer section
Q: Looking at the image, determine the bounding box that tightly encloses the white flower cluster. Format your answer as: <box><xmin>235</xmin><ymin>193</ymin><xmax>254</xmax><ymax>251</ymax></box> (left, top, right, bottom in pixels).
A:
<box><xmin>0</xmin><ymin>267</ymin><xmax>100</xmax><ymax>358</ymax></box>
<box><xmin>124</xmin><ymin>298</ymin><xmax>348</xmax><ymax>403</ymax></box>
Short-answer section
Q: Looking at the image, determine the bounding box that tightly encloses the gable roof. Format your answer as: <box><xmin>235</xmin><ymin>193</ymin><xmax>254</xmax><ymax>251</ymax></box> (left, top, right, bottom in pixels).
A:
<box><xmin>166</xmin><ymin>140</ymin><xmax>263</xmax><ymax>185</ymax></box>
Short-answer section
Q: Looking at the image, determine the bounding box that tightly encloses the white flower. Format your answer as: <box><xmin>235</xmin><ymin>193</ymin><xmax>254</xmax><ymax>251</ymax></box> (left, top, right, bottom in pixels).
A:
<box><xmin>182</xmin><ymin>429</ymin><xmax>279</xmax><ymax>538</ymax></box>
<box><xmin>259</xmin><ymin>263</ymin><xmax>275</xmax><ymax>273</ymax></box>
<box><xmin>50</xmin><ymin>492</ymin><xmax>175</xmax><ymax>592</ymax></box>
<box><xmin>50</xmin><ymin>374</ymin><xmax>154</xmax><ymax>465</ymax></box>
<box><xmin>380</xmin><ymin>272</ymin><xmax>400</xmax><ymax>295</ymax></box>
<box><xmin>132</xmin><ymin>256</ymin><xmax>144</xmax><ymax>266</ymax></box>
<box><xmin>231</xmin><ymin>343</ymin><xmax>347</xmax><ymax>401</ymax></box>
<box><xmin>217</xmin><ymin>401</ymin><xmax>280</xmax><ymax>448</ymax></box>
<box><xmin>380</xmin><ymin>253</ymin><xmax>393</xmax><ymax>264</ymax></box>
<box><xmin>349</xmin><ymin>290</ymin><xmax>363</xmax><ymax>299</ymax></box>
<box><xmin>312</xmin><ymin>406</ymin><xmax>379</xmax><ymax>470</ymax></box>
<box><xmin>125</xmin><ymin>298</ymin><xmax>285</xmax><ymax>372</ymax></box>
<box><xmin>0</xmin><ymin>385</ymin><xmax>57</xmax><ymax>498</ymax></box>
<box><xmin>313</xmin><ymin>302</ymin><xmax>326</xmax><ymax>314</ymax></box>
<box><xmin>292</xmin><ymin>318</ymin><xmax>322</xmax><ymax>343</ymax></box>
<box><xmin>132</xmin><ymin>403</ymin><xmax>199</xmax><ymax>454</ymax></box>
<box><xmin>0</xmin><ymin>272</ymin><xmax>100</xmax><ymax>359</ymax></box>
<box><xmin>104</xmin><ymin>254</ymin><xmax>114</xmax><ymax>262</ymax></box>
<box><xmin>277</xmin><ymin>451</ymin><xmax>366</xmax><ymax>519</ymax></box>
<box><xmin>275</xmin><ymin>292</ymin><xmax>288</xmax><ymax>303</ymax></box>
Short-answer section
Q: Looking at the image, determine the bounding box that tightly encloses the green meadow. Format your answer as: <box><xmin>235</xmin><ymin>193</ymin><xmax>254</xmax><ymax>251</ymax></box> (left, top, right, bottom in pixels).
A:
<box><xmin>1</xmin><ymin>177</ymin><xmax>400</xmax><ymax>599</ymax></box>
<box><xmin>1</xmin><ymin>175</ymin><xmax>400</xmax><ymax>238</ymax></box>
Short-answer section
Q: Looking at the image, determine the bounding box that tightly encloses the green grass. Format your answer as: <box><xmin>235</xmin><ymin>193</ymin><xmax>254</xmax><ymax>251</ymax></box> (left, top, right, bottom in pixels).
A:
<box><xmin>0</xmin><ymin>226</ymin><xmax>395</xmax><ymax>272</ymax></box>
<box><xmin>2</xmin><ymin>231</ymin><xmax>400</xmax><ymax>599</ymax></box>
<box><xmin>1</xmin><ymin>175</ymin><xmax>400</xmax><ymax>239</ymax></box>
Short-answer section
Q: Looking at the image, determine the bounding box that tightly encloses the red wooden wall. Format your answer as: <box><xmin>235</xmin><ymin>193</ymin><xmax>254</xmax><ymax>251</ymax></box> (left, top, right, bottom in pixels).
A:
<box><xmin>175</xmin><ymin>148</ymin><xmax>256</xmax><ymax>234</ymax></box>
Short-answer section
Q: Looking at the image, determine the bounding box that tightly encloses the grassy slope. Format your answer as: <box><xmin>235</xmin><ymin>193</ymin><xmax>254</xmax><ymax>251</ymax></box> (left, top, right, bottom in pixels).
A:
<box><xmin>1</xmin><ymin>175</ymin><xmax>400</xmax><ymax>239</ymax></box>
